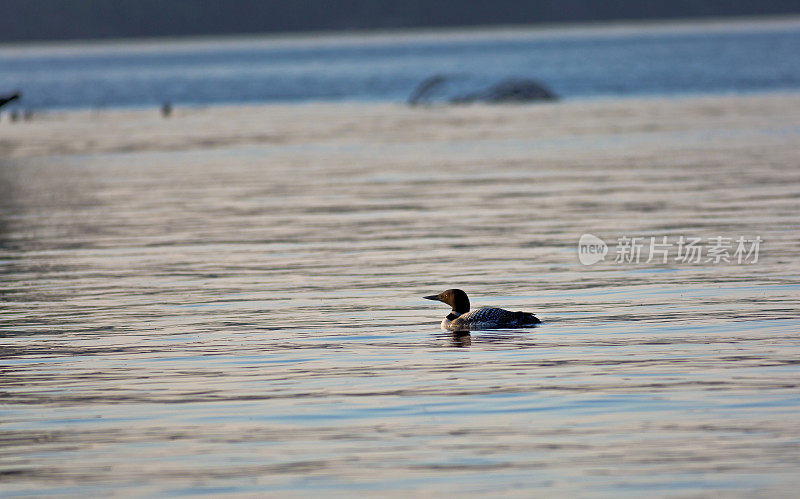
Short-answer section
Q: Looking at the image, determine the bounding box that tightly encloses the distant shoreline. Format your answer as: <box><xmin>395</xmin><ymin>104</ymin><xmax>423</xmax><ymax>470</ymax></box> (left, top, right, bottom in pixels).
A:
<box><xmin>4</xmin><ymin>87</ymin><xmax>798</xmax><ymax>117</ymax></box>
<box><xmin>2</xmin><ymin>14</ymin><xmax>799</xmax><ymax>55</ymax></box>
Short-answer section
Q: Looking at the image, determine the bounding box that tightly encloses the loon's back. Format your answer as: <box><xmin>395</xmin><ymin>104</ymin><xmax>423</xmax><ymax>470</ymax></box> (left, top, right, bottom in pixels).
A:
<box><xmin>444</xmin><ymin>307</ymin><xmax>541</xmax><ymax>331</ymax></box>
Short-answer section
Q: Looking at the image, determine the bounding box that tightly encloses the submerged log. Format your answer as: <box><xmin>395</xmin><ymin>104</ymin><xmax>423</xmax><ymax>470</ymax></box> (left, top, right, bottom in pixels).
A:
<box><xmin>407</xmin><ymin>76</ymin><xmax>558</xmax><ymax>106</ymax></box>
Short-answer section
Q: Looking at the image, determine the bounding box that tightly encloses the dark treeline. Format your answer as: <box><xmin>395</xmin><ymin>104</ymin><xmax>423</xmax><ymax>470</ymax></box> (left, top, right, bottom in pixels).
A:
<box><xmin>2</xmin><ymin>0</ymin><xmax>799</xmax><ymax>42</ymax></box>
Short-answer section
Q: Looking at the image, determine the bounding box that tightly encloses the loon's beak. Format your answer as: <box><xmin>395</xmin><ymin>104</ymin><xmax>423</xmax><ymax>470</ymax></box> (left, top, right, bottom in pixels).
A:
<box><xmin>423</xmin><ymin>294</ymin><xmax>441</xmax><ymax>302</ymax></box>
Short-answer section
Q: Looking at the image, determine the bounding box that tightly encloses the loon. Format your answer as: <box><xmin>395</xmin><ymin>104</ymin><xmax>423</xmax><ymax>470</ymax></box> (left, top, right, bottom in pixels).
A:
<box><xmin>424</xmin><ymin>289</ymin><xmax>541</xmax><ymax>331</ymax></box>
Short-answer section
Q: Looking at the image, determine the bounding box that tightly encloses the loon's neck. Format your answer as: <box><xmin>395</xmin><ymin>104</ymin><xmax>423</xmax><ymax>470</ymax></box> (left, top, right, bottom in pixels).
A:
<box><xmin>446</xmin><ymin>311</ymin><xmax>461</xmax><ymax>320</ymax></box>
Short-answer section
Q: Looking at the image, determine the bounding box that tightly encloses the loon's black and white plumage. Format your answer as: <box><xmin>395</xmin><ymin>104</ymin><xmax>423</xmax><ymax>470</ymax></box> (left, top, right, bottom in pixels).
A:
<box><xmin>423</xmin><ymin>289</ymin><xmax>540</xmax><ymax>331</ymax></box>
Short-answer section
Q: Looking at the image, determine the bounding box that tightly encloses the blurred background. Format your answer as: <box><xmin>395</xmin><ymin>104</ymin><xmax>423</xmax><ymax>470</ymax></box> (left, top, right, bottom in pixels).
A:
<box><xmin>1</xmin><ymin>1</ymin><xmax>800</xmax><ymax>111</ymax></box>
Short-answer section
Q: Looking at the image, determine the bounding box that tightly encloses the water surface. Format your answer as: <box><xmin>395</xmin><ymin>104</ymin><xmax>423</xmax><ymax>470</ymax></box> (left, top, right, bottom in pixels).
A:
<box><xmin>1</xmin><ymin>95</ymin><xmax>799</xmax><ymax>496</ymax></box>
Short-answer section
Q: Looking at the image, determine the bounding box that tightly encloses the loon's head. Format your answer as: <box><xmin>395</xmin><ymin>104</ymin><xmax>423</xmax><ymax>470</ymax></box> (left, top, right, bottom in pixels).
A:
<box><xmin>423</xmin><ymin>288</ymin><xmax>470</xmax><ymax>314</ymax></box>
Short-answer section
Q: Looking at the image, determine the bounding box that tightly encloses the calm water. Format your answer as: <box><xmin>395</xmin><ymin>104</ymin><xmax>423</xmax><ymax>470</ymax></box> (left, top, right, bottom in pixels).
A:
<box><xmin>2</xmin><ymin>19</ymin><xmax>800</xmax><ymax>110</ymax></box>
<box><xmin>1</xmin><ymin>94</ymin><xmax>799</xmax><ymax>495</ymax></box>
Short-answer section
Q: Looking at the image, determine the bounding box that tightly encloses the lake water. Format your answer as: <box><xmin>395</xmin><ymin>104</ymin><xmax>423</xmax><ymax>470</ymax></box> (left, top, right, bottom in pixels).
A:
<box><xmin>2</xmin><ymin>92</ymin><xmax>799</xmax><ymax>495</ymax></box>
<box><xmin>2</xmin><ymin>18</ymin><xmax>800</xmax><ymax>110</ymax></box>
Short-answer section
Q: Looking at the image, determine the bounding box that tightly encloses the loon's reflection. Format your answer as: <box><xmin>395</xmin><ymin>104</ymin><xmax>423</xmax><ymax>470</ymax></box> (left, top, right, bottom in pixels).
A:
<box><xmin>451</xmin><ymin>331</ymin><xmax>471</xmax><ymax>347</ymax></box>
<box><xmin>437</xmin><ymin>329</ymin><xmax>541</xmax><ymax>348</ymax></box>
